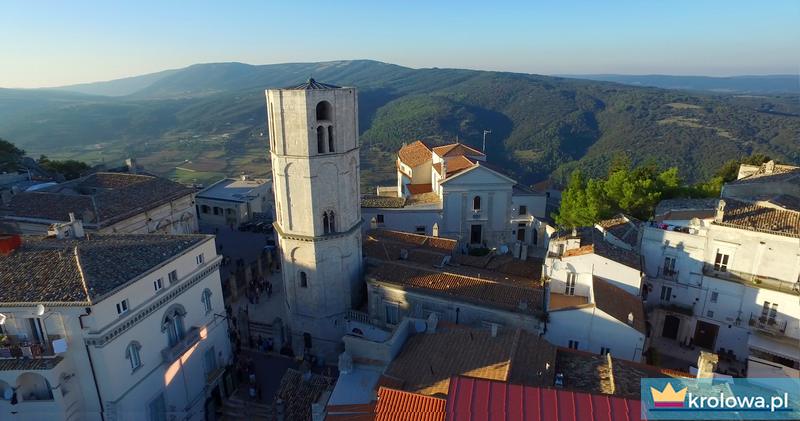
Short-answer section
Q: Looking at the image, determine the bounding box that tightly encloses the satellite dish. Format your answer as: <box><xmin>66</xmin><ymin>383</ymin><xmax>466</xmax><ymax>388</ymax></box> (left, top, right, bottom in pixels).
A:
<box><xmin>34</xmin><ymin>304</ymin><xmax>46</xmax><ymax>316</ymax></box>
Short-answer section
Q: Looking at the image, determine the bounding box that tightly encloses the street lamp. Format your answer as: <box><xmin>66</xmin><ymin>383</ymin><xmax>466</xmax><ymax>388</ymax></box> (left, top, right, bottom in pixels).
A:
<box><xmin>483</xmin><ymin>130</ymin><xmax>492</xmax><ymax>153</ymax></box>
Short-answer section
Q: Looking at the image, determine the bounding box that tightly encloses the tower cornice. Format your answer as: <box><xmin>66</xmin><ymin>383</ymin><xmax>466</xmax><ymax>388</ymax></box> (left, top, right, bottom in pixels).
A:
<box><xmin>273</xmin><ymin>219</ymin><xmax>363</xmax><ymax>242</ymax></box>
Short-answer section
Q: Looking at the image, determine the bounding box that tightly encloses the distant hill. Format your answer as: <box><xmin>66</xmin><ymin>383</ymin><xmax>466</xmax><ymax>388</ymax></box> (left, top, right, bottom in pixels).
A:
<box><xmin>50</xmin><ymin>68</ymin><xmax>183</xmax><ymax>96</ymax></box>
<box><xmin>560</xmin><ymin>74</ymin><xmax>800</xmax><ymax>94</ymax></box>
<box><xmin>0</xmin><ymin>60</ymin><xmax>798</xmax><ymax>188</ymax></box>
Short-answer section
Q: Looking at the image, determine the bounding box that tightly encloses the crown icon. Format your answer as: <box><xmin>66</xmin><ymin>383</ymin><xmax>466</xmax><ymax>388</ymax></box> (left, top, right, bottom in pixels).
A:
<box><xmin>650</xmin><ymin>382</ymin><xmax>688</xmax><ymax>408</ymax></box>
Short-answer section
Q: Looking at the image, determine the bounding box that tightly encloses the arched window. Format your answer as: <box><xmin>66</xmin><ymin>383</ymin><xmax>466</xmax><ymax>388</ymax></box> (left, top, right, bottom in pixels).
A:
<box><xmin>328</xmin><ymin>211</ymin><xmax>336</xmax><ymax>233</ymax></box>
<box><xmin>201</xmin><ymin>289</ymin><xmax>213</xmax><ymax>314</ymax></box>
<box><xmin>16</xmin><ymin>372</ymin><xmax>53</xmax><ymax>401</ymax></box>
<box><xmin>328</xmin><ymin>126</ymin><xmax>335</xmax><ymax>152</ymax></box>
<box><xmin>300</xmin><ymin>271</ymin><xmax>308</xmax><ymax>288</ymax></box>
<box><xmin>126</xmin><ymin>342</ymin><xmax>142</xmax><ymax>372</ymax></box>
<box><xmin>317</xmin><ymin>126</ymin><xmax>325</xmax><ymax>153</ymax></box>
<box><xmin>316</xmin><ymin>101</ymin><xmax>332</xmax><ymax>121</ymax></box>
<box><xmin>473</xmin><ymin>195</ymin><xmax>481</xmax><ymax>211</ymax></box>
<box><xmin>323</xmin><ymin>212</ymin><xmax>330</xmax><ymax>234</ymax></box>
<box><xmin>162</xmin><ymin>305</ymin><xmax>187</xmax><ymax>347</ymax></box>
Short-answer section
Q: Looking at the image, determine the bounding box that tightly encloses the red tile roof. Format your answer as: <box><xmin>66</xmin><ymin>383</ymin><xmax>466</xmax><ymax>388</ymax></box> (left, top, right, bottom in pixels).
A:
<box><xmin>432</xmin><ymin>143</ymin><xmax>485</xmax><ymax>158</ymax></box>
<box><xmin>374</xmin><ymin>387</ymin><xmax>446</xmax><ymax>421</ymax></box>
<box><xmin>406</xmin><ymin>183</ymin><xmax>434</xmax><ymax>195</ymax></box>
<box><xmin>445</xmin><ymin>376</ymin><xmax>642</xmax><ymax>421</ymax></box>
<box><xmin>442</xmin><ymin>155</ymin><xmax>477</xmax><ymax>177</ymax></box>
<box><xmin>398</xmin><ymin>140</ymin><xmax>433</xmax><ymax>168</ymax></box>
<box><xmin>592</xmin><ymin>276</ymin><xmax>646</xmax><ymax>333</ymax></box>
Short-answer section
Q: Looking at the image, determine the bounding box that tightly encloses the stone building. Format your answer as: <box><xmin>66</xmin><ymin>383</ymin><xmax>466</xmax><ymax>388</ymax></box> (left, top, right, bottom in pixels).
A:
<box><xmin>266</xmin><ymin>79</ymin><xmax>363</xmax><ymax>360</ymax></box>
<box><xmin>0</xmin><ymin>221</ymin><xmax>230</xmax><ymax>420</ymax></box>
<box><xmin>195</xmin><ymin>176</ymin><xmax>273</xmax><ymax>227</ymax></box>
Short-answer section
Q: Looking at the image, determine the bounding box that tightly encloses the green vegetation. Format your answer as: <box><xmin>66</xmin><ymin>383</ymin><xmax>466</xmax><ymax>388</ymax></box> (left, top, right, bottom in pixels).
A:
<box><xmin>0</xmin><ymin>137</ymin><xmax>24</xmax><ymax>171</ymax></box>
<box><xmin>554</xmin><ymin>154</ymin><xmax>773</xmax><ymax>227</ymax></box>
<box><xmin>0</xmin><ymin>60</ymin><xmax>797</xmax><ymax>187</ymax></box>
<box><xmin>37</xmin><ymin>155</ymin><xmax>90</xmax><ymax>180</ymax></box>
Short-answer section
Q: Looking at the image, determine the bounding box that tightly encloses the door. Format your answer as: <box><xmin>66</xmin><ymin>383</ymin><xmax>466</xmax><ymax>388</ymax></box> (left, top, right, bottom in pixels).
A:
<box><xmin>662</xmin><ymin>315</ymin><xmax>680</xmax><ymax>340</ymax></box>
<box><xmin>516</xmin><ymin>223</ymin><xmax>526</xmax><ymax>242</ymax></box>
<box><xmin>693</xmin><ymin>320</ymin><xmax>719</xmax><ymax>350</ymax></box>
<box><xmin>470</xmin><ymin>224</ymin><xmax>482</xmax><ymax>244</ymax></box>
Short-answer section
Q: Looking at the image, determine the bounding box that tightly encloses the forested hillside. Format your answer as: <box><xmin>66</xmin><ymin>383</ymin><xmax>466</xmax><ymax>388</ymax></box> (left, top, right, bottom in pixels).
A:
<box><xmin>0</xmin><ymin>60</ymin><xmax>797</xmax><ymax>187</ymax></box>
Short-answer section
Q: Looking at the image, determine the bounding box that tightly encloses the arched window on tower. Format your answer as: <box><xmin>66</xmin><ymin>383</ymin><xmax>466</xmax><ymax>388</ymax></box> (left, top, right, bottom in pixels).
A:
<box><xmin>328</xmin><ymin>211</ymin><xmax>336</xmax><ymax>233</ymax></box>
<box><xmin>317</xmin><ymin>126</ymin><xmax>325</xmax><ymax>153</ymax></box>
<box><xmin>300</xmin><ymin>271</ymin><xmax>308</xmax><ymax>288</ymax></box>
<box><xmin>316</xmin><ymin>101</ymin><xmax>332</xmax><ymax>121</ymax></box>
<box><xmin>328</xmin><ymin>126</ymin><xmax>335</xmax><ymax>152</ymax></box>
<box><xmin>473</xmin><ymin>195</ymin><xmax>481</xmax><ymax>211</ymax></box>
<box><xmin>323</xmin><ymin>212</ymin><xmax>330</xmax><ymax>234</ymax></box>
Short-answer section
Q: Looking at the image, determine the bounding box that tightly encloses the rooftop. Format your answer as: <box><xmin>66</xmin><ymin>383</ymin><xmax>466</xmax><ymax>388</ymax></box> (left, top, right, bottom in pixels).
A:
<box><xmin>596</xmin><ymin>214</ymin><xmax>641</xmax><ymax>249</ymax></box>
<box><xmin>0</xmin><ymin>234</ymin><xmax>209</xmax><ymax>304</ymax></box>
<box><xmin>2</xmin><ymin>172</ymin><xmax>194</xmax><ymax>227</ymax></box>
<box><xmin>716</xmin><ymin>198</ymin><xmax>800</xmax><ymax>237</ymax></box>
<box><xmin>398</xmin><ymin>140</ymin><xmax>433</xmax><ymax>168</ymax></box>
<box><xmin>446</xmin><ymin>376</ymin><xmax>641</xmax><ymax>421</ymax></box>
<box><xmin>196</xmin><ymin>177</ymin><xmax>268</xmax><ymax>202</ymax></box>
<box><xmin>654</xmin><ymin>198</ymin><xmax>719</xmax><ymax>222</ymax></box>
<box><xmin>552</xmin><ymin>227</ymin><xmax>641</xmax><ymax>270</ymax></box>
<box><xmin>374</xmin><ymin>387</ymin><xmax>446</xmax><ymax>421</ymax></box>
<box><xmin>361</xmin><ymin>195</ymin><xmax>407</xmax><ymax>209</ymax></box>
<box><xmin>592</xmin><ymin>276</ymin><xmax>646</xmax><ymax>333</ymax></box>
<box><xmin>385</xmin><ymin>327</ymin><xmax>555</xmax><ymax>397</ymax></box>
<box><xmin>431</xmin><ymin>143</ymin><xmax>485</xmax><ymax>159</ymax></box>
<box><xmin>730</xmin><ymin>161</ymin><xmax>799</xmax><ymax>184</ymax></box>
<box><xmin>282</xmin><ymin>78</ymin><xmax>341</xmax><ymax>90</ymax></box>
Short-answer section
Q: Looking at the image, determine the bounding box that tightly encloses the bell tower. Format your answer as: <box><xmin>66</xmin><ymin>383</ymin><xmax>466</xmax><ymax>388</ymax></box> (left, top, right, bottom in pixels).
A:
<box><xmin>266</xmin><ymin>79</ymin><xmax>363</xmax><ymax>359</ymax></box>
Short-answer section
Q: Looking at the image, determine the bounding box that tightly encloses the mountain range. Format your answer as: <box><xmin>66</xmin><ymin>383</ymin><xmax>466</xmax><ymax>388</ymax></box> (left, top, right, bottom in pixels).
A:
<box><xmin>0</xmin><ymin>60</ymin><xmax>798</xmax><ymax>187</ymax></box>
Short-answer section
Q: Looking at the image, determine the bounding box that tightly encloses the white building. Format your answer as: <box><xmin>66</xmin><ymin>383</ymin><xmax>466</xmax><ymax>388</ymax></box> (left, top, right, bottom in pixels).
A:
<box><xmin>642</xmin><ymin>195</ymin><xmax>800</xmax><ymax>375</ymax></box>
<box><xmin>1</xmin><ymin>172</ymin><xmax>198</xmax><ymax>235</ymax></box>
<box><xmin>196</xmin><ymin>176</ymin><xmax>273</xmax><ymax>227</ymax></box>
<box><xmin>0</xmin><ymin>224</ymin><xmax>230</xmax><ymax>420</ymax></box>
<box><xmin>543</xmin><ymin>217</ymin><xmax>647</xmax><ymax>361</ymax></box>
<box><xmin>364</xmin><ymin>139</ymin><xmax>551</xmax><ymax>256</ymax></box>
<box><xmin>266</xmin><ymin>79</ymin><xmax>364</xmax><ymax>360</ymax></box>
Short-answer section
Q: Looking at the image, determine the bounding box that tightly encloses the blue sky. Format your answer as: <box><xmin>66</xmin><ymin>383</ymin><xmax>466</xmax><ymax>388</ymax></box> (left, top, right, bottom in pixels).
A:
<box><xmin>1</xmin><ymin>0</ymin><xmax>798</xmax><ymax>88</ymax></box>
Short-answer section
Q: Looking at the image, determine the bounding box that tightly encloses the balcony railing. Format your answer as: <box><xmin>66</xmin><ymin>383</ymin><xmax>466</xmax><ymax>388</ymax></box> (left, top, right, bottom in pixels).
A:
<box><xmin>657</xmin><ymin>267</ymin><xmax>679</xmax><ymax>281</ymax></box>
<box><xmin>702</xmin><ymin>264</ymin><xmax>800</xmax><ymax>295</ymax></box>
<box><xmin>748</xmin><ymin>313</ymin><xmax>788</xmax><ymax>336</ymax></box>
<box><xmin>0</xmin><ymin>334</ymin><xmax>62</xmax><ymax>359</ymax></box>
<box><xmin>161</xmin><ymin>327</ymin><xmax>201</xmax><ymax>364</ymax></box>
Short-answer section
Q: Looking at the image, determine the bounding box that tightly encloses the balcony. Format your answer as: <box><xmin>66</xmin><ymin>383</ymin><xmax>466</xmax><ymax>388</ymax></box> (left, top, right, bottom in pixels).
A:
<box><xmin>657</xmin><ymin>266</ymin><xmax>679</xmax><ymax>282</ymax></box>
<box><xmin>702</xmin><ymin>264</ymin><xmax>800</xmax><ymax>295</ymax></box>
<box><xmin>749</xmin><ymin>313</ymin><xmax>788</xmax><ymax>337</ymax></box>
<box><xmin>161</xmin><ymin>327</ymin><xmax>201</xmax><ymax>364</ymax></box>
<box><xmin>656</xmin><ymin>301</ymin><xmax>694</xmax><ymax>317</ymax></box>
<box><xmin>0</xmin><ymin>334</ymin><xmax>63</xmax><ymax>359</ymax></box>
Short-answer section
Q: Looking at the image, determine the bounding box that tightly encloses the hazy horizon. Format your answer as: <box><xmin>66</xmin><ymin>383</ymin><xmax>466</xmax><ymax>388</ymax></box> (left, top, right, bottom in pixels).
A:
<box><xmin>1</xmin><ymin>0</ymin><xmax>798</xmax><ymax>88</ymax></box>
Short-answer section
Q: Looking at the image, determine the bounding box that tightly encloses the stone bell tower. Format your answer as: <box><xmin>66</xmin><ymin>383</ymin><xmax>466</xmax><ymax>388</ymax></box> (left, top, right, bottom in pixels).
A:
<box><xmin>266</xmin><ymin>79</ymin><xmax>363</xmax><ymax>359</ymax></box>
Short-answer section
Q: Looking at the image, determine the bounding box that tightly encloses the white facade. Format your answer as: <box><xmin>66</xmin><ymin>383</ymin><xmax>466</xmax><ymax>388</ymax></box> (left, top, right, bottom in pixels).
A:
<box><xmin>0</xmin><ymin>236</ymin><xmax>230</xmax><ymax>421</ymax></box>
<box><xmin>546</xmin><ymin>304</ymin><xmax>645</xmax><ymax>361</ymax></box>
<box><xmin>196</xmin><ymin>176</ymin><xmax>273</xmax><ymax>227</ymax></box>
<box><xmin>267</xmin><ymin>81</ymin><xmax>364</xmax><ymax>360</ymax></box>
<box><xmin>641</xmin><ymin>204</ymin><xmax>800</xmax><ymax>370</ymax></box>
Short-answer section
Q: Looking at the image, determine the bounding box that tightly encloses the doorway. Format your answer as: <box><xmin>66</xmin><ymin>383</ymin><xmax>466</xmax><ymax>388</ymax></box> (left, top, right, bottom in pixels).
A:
<box><xmin>516</xmin><ymin>223</ymin><xmax>526</xmax><ymax>242</ymax></box>
<box><xmin>662</xmin><ymin>315</ymin><xmax>680</xmax><ymax>340</ymax></box>
<box><xmin>693</xmin><ymin>320</ymin><xmax>719</xmax><ymax>350</ymax></box>
<box><xmin>470</xmin><ymin>224</ymin><xmax>482</xmax><ymax>244</ymax></box>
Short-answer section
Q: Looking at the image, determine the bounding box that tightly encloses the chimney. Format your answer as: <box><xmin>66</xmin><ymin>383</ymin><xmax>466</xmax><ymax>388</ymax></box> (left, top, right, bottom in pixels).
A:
<box><xmin>764</xmin><ymin>160</ymin><xmax>775</xmax><ymax>174</ymax></box>
<box><xmin>696</xmin><ymin>351</ymin><xmax>718</xmax><ymax>381</ymax></box>
<box><xmin>714</xmin><ymin>200</ymin><xmax>726</xmax><ymax>223</ymax></box>
<box><xmin>0</xmin><ymin>234</ymin><xmax>22</xmax><ymax>255</ymax></box>
<box><xmin>125</xmin><ymin>158</ymin><xmax>138</xmax><ymax>174</ymax></box>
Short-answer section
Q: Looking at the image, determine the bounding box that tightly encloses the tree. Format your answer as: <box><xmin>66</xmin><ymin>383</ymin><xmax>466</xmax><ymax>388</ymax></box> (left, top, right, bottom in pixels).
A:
<box><xmin>0</xmin><ymin>137</ymin><xmax>25</xmax><ymax>171</ymax></box>
<box><xmin>38</xmin><ymin>158</ymin><xmax>90</xmax><ymax>180</ymax></box>
<box><xmin>554</xmin><ymin>170</ymin><xmax>602</xmax><ymax>228</ymax></box>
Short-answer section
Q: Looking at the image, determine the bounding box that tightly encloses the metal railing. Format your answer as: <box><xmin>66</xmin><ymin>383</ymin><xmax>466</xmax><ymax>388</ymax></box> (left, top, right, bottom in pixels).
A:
<box><xmin>748</xmin><ymin>313</ymin><xmax>788</xmax><ymax>336</ymax></box>
<box><xmin>161</xmin><ymin>326</ymin><xmax>201</xmax><ymax>364</ymax></box>
<box><xmin>0</xmin><ymin>334</ymin><xmax>61</xmax><ymax>359</ymax></box>
<box><xmin>345</xmin><ymin>310</ymin><xmax>371</xmax><ymax>325</ymax></box>
<box><xmin>657</xmin><ymin>267</ymin><xmax>680</xmax><ymax>281</ymax></box>
<box><xmin>702</xmin><ymin>264</ymin><xmax>800</xmax><ymax>295</ymax></box>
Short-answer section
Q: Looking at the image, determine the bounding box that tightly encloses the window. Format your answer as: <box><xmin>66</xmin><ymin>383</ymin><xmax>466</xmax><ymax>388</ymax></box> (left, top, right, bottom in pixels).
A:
<box><xmin>300</xmin><ymin>271</ymin><xmax>308</xmax><ymax>288</ymax></box>
<box><xmin>323</xmin><ymin>211</ymin><xmax>336</xmax><ymax>234</ymax></box>
<box><xmin>761</xmin><ymin>301</ymin><xmax>770</xmax><ymax>320</ymax></box>
<box><xmin>517</xmin><ymin>223</ymin><xmax>526</xmax><ymax>242</ymax></box>
<box><xmin>225</xmin><ymin>208</ymin><xmax>235</xmax><ymax>216</ymax></box>
<box><xmin>168</xmin><ymin>270</ymin><xmax>178</xmax><ymax>284</ymax></box>
<box><xmin>660</xmin><ymin>286</ymin><xmax>672</xmax><ymax>302</ymax></box>
<box><xmin>202</xmin><ymin>289</ymin><xmax>213</xmax><ymax>314</ymax></box>
<box><xmin>714</xmin><ymin>251</ymin><xmax>729</xmax><ymax>272</ymax></box>
<box><xmin>116</xmin><ymin>299</ymin><xmax>129</xmax><ymax>315</ymax></box>
<box><xmin>769</xmin><ymin>303</ymin><xmax>778</xmax><ymax>323</ymax></box>
<box><xmin>556</xmin><ymin>244</ymin><xmax>565</xmax><ymax>256</ymax></box>
<box><xmin>472</xmin><ymin>195</ymin><xmax>481</xmax><ymax>211</ymax></box>
<box><xmin>376</xmin><ymin>214</ymin><xmax>385</xmax><ymax>224</ymax></box>
<box><xmin>710</xmin><ymin>291</ymin><xmax>718</xmax><ymax>303</ymax></box>
<box><xmin>204</xmin><ymin>346</ymin><xmax>217</xmax><ymax>377</ymax></box>
<box><xmin>565</xmin><ymin>272</ymin><xmax>577</xmax><ymax>296</ymax></box>
<box><xmin>315</xmin><ymin>101</ymin><xmax>332</xmax><ymax>121</ymax></box>
<box><xmin>153</xmin><ymin>278</ymin><xmax>163</xmax><ymax>292</ymax></box>
<box><xmin>213</xmin><ymin>207</ymin><xmax>222</xmax><ymax>215</ymax></box>
<box><xmin>519</xmin><ymin>205</ymin><xmax>527</xmax><ymax>215</ymax></box>
<box><xmin>568</xmin><ymin>340</ymin><xmax>579</xmax><ymax>350</ymax></box>
<box><xmin>126</xmin><ymin>342</ymin><xmax>142</xmax><ymax>372</ymax></box>
<box><xmin>663</xmin><ymin>256</ymin><xmax>677</xmax><ymax>276</ymax></box>
<box><xmin>329</xmin><ymin>211</ymin><xmax>336</xmax><ymax>233</ymax></box>
<box><xmin>384</xmin><ymin>302</ymin><xmax>399</xmax><ymax>325</ymax></box>
<box><xmin>148</xmin><ymin>393</ymin><xmax>167</xmax><ymax>421</ymax></box>
<box><xmin>600</xmin><ymin>347</ymin><xmax>611</xmax><ymax>356</ymax></box>
<box><xmin>415</xmin><ymin>225</ymin><xmax>426</xmax><ymax>234</ymax></box>
<box><xmin>164</xmin><ymin>314</ymin><xmax>185</xmax><ymax>347</ymax></box>
<box><xmin>200</xmin><ymin>205</ymin><xmax>210</xmax><ymax>214</ymax></box>
<box><xmin>196</xmin><ymin>254</ymin><xmax>204</xmax><ymax>265</ymax></box>
<box><xmin>706</xmin><ymin>310</ymin><xmax>714</xmax><ymax>318</ymax></box>
<box><xmin>328</xmin><ymin>126</ymin><xmax>335</xmax><ymax>152</ymax></box>
<box><xmin>317</xmin><ymin>126</ymin><xmax>325</xmax><ymax>153</ymax></box>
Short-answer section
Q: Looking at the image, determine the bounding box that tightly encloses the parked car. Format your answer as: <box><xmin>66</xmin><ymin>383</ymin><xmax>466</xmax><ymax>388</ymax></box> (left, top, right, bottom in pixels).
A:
<box><xmin>238</xmin><ymin>222</ymin><xmax>255</xmax><ymax>232</ymax></box>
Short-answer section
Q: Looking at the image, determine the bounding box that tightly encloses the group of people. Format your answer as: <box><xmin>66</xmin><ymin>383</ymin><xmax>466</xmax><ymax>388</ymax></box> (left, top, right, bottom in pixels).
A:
<box><xmin>246</xmin><ymin>275</ymin><xmax>273</xmax><ymax>305</ymax></box>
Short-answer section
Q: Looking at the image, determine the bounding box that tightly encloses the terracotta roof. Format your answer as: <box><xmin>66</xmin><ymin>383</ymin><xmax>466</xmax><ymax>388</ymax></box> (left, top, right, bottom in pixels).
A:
<box><xmin>365</xmin><ymin>229</ymin><xmax>457</xmax><ymax>254</ymax></box>
<box><xmin>362</xmin><ymin>195</ymin><xmax>406</xmax><ymax>209</ymax></box>
<box><xmin>385</xmin><ymin>328</ymin><xmax>555</xmax><ymax>397</ymax></box>
<box><xmin>442</xmin><ymin>156</ymin><xmax>476</xmax><ymax>178</ymax></box>
<box><xmin>596</xmin><ymin>214</ymin><xmax>641</xmax><ymax>249</ymax></box>
<box><xmin>555</xmin><ymin>347</ymin><xmax>692</xmax><ymax>399</ymax></box>
<box><xmin>274</xmin><ymin>368</ymin><xmax>335</xmax><ymax>420</ymax></box>
<box><xmin>374</xmin><ymin>387</ymin><xmax>446</xmax><ymax>420</ymax></box>
<box><xmin>592</xmin><ymin>276</ymin><xmax>645</xmax><ymax>333</ymax></box>
<box><xmin>2</xmin><ymin>172</ymin><xmax>194</xmax><ymax>227</ymax></box>
<box><xmin>406</xmin><ymin>183</ymin><xmax>434</xmax><ymax>195</ymax></box>
<box><xmin>654</xmin><ymin>198</ymin><xmax>718</xmax><ymax>221</ymax></box>
<box><xmin>553</xmin><ymin>227</ymin><xmax>640</xmax><ymax>269</ymax></box>
<box><xmin>398</xmin><ymin>141</ymin><xmax>433</xmax><ymax>168</ymax></box>
<box><xmin>432</xmin><ymin>143</ymin><xmax>485</xmax><ymax>159</ymax></box>
<box><xmin>432</xmin><ymin>163</ymin><xmax>443</xmax><ymax>175</ymax></box>
<box><xmin>445</xmin><ymin>376</ymin><xmax>641</xmax><ymax>421</ymax></box>
<box><xmin>548</xmin><ymin>293</ymin><xmax>589</xmax><ymax>311</ymax></box>
<box><xmin>717</xmin><ymin>198</ymin><xmax>800</xmax><ymax>237</ymax></box>
<box><xmin>0</xmin><ymin>234</ymin><xmax>209</xmax><ymax>304</ymax></box>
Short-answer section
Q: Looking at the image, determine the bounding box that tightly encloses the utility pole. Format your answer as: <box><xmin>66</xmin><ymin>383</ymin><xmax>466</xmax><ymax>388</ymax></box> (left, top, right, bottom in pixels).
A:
<box><xmin>483</xmin><ymin>130</ymin><xmax>492</xmax><ymax>153</ymax></box>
